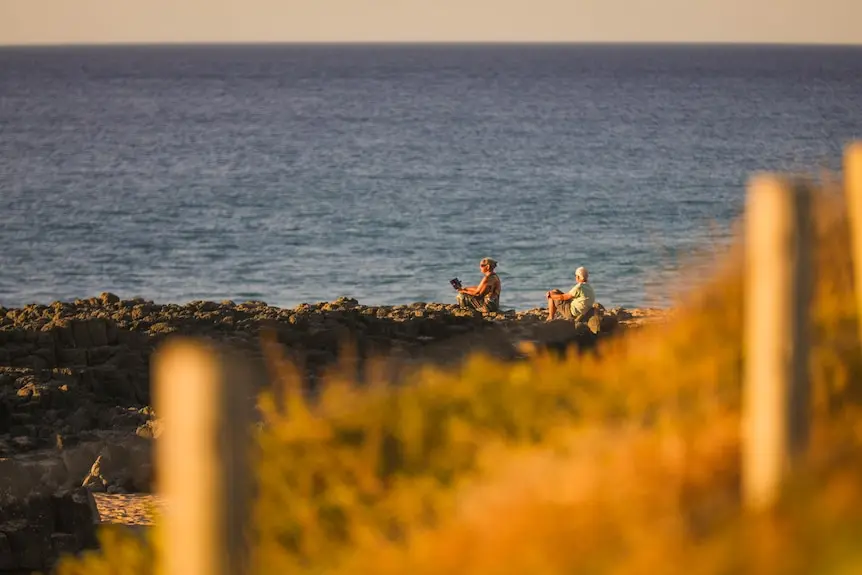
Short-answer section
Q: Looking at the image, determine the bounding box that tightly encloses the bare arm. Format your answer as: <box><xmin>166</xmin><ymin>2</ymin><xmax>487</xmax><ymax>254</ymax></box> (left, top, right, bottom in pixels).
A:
<box><xmin>461</xmin><ymin>276</ymin><xmax>490</xmax><ymax>296</ymax></box>
<box><xmin>546</xmin><ymin>289</ymin><xmax>573</xmax><ymax>301</ymax></box>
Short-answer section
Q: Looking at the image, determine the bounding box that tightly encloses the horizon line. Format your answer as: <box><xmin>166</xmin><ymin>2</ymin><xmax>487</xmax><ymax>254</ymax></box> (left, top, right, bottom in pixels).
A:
<box><xmin>2</xmin><ymin>39</ymin><xmax>862</xmax><ymax>49</ymax></box>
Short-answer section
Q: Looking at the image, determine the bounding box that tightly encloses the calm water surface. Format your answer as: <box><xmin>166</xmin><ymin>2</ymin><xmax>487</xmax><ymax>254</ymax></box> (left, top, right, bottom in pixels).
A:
<box><xmin>1</xmin><ymin>44</ymin><xmax>860</xmax><ymax>309</ymax></box>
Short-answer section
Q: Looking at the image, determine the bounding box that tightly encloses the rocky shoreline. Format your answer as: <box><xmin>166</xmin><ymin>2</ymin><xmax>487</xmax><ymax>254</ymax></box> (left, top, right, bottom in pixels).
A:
<box><xmin>0</xmin><ymin>294</ymin><xmax>664</xmax><ymax>571</ymax></box>
<box><xmin>0</xmin><ymin>294</ymin><xmax>664</xmax><ymax>486</ymax></box>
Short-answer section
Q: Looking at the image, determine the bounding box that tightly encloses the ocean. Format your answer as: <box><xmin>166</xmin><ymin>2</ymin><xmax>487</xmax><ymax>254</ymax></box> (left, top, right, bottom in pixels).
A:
<box><xmin>1</xmin><ymin>44</ymin><xmax>860</xmax><ymax>310</ymax></box>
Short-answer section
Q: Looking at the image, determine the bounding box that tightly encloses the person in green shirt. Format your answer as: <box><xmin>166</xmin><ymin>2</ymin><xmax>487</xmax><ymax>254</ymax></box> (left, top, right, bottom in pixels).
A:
<box><xmin>546</xmin><ymin>266</ymin><xmax>596</xmax><ymax>322</ymax></box>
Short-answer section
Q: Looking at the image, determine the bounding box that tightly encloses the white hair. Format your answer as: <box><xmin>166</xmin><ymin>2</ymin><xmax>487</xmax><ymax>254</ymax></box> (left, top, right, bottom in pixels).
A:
<box><xmin>575</xmin><ymin>266</ymin><xmax>589</xmax><ymax>281</ymax></box>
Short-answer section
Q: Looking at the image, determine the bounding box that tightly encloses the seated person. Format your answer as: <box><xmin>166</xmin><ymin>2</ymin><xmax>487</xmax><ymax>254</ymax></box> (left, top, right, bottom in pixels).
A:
<box><xmin>545</xmin><ymin>266</ymin><xmax>596</xmax><ymax>322</ymax></box>
<box><xmin>456</xmin><ymin>257</ymin><xmax>502</xmax><ymax>313</ymax></box>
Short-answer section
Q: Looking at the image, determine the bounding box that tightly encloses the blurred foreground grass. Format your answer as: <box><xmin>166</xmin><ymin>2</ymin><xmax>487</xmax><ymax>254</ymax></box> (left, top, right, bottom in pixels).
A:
<box><xmin>59</xmin><ymin>180</ymin><xmax>862</xmax><ymax>574</ymax></box>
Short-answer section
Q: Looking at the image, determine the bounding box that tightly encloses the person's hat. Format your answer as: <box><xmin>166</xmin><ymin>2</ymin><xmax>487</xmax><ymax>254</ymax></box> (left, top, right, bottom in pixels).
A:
<box><xmin>575</xmin><ymin>266</ymin><xmax>588</xmax><ymax>280</ymax></box>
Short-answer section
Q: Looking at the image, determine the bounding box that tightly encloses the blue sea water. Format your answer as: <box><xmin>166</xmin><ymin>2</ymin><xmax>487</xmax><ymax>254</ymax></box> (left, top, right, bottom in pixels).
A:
<box><xmin>1</xmin><ymin>44</ymin><xmax>861</xmax><ymax>310</ymax></box>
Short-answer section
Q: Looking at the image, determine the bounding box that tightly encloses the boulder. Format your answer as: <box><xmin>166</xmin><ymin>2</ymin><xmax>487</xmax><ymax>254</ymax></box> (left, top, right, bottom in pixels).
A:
<box><xmin>0</xmin><ymin>488</ymin><xmax>98</xmax><ymax>572</ymax></box>
<box><xmin>99</xmin><ymin>292</ymin><xmax>120</xmax><ymax>305</ymax></box>
<box><xmin>80</xmin><ymin>437</ymin><xmax>153</xmax><ymax>493</ymax></box>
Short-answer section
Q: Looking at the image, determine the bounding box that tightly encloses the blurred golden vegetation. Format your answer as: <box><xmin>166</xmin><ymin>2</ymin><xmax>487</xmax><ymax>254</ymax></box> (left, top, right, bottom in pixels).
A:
<box><xmin>57</xmin><ymin>176</ymin><xmax>862</xmax><ymax>575</ymax></box>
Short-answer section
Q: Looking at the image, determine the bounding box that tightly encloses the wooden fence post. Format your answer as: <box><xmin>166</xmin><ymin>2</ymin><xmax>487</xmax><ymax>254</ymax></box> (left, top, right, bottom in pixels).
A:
<box><xmin>844</xmin><ymin>142</ymin><xmax>862</xmax><ymax>348</ymax></box>
<box><xmin>742</xmin><ymin>175</ymin><xmax>812</xmax><ymax>512</ymax></box>
<box><xmin>154</xmin><ymin>338</ymin><xmax>256</xmax><ymax>575</ymax></box>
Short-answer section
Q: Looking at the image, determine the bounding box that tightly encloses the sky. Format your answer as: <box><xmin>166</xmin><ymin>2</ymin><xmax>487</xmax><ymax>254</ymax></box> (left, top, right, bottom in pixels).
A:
<box><xmin>1</xmin><ymin>0</ymin><xmax>861</xmax><ymax>46</ymax></box>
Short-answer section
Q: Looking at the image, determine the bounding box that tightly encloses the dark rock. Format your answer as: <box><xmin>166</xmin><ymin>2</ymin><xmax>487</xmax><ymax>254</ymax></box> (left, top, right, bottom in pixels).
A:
<box><xmin>80</xmin><ymin>438</ymin><xmax>152</xmax><ymax>492</ymax></box>
<box><xmin>49</xmin><ymin>321</ymin><xmax>76</xmax><ymax>347</ymax></box>
<box><xmin>60</xmin><ymin>442</ymin><xmax>103</xmax><ymax>486</ymax></box>
<box><xmin>105</xmin><ymin>320</ymin><xmax>119</xmax><ymax>345</ymax></box>
<box><xmin>57</xmin><ymin>347</ymin><xmax>88</xmax><ymax>367</ymax></box>
<box><xmin>198</xmin><ymin>301</ymin><xmax>221</xmax><ymax>312</ymax></box>
<box><xmin>0</xmin><ymin>488</ymin><xmax>97</xmax><ymax>572</ymax></box>
<box><xmin>130</xmin><ymin>305</ymin><xmax>149</xmax><ymax>320</ymax></box>
<box><xmin>149</xmin><ymin>322</ymin><xmax>177</xmax><ymax>335</ymax></box>
<box><xmin>116</xmin><ymin>329</ymin><xmax>143</xmax><ymax>346</ymax></box>
<box><xmin>12</xmin><ymin>355</ymin><xmax>48</xmax><ymax>371</ymax></box>
<box><xmin>83</xmin><ymin>367</ymin><xmax>136</xmax><ymax>403</ymax></box>
<box><xmin>2</xmin><ymin>520</ymin><xmax>50</xmax><ymax>570</ymax></box>
<box><xmin>66</xmin><ymin>406</ymin><xmax>93</xmax><ymax>435</ymax></box>
<box><xmin>0</xmin><ymin>295</ymin><xmax>651</xmax><ymax>461</ymax></box>
<box><xmin>16</xmin><ymin>381</ymin><xmax>43</xmax><ymax>399</ymax></box>
<box><xmin>36</xmin><ymin>330</ymin><xmax>54</xmax><ymax>346</ymax></box>
<box><xmin>87</xmin><ymin>345</ymin><xmax>117</xmax><ymax>366</ymax></box>
<box><xmin>87</xmin><ymin>319</ymin><xmax>109</xmax><ymax>347</ymax></box>
<box><xmin>613</xmin><ymin>307</ymin><xmax>633</xmax><ymax>320</ymax></box>
<box><xmin>587</xmin><ymin>313</ymin><xmax>602</xmax><ymax>335</ymax></box>
<box><xmin>135</xmin><ymin>419</ymin><xmax>162</xmax><ymax>439</ymax></box>
<box><xmin>52</xmin><ymin>490</ymin><xmax>96</xmax><ymax>543</ymax></box>
<box><xmin>0</xmin><ymin>532</ymin><xmax>13</xmax><ymax>570</ymax></box>
<box><xmin>0</xmin><ymin>458</ymin><xmax>27</xmax><ymax>499</ymax></box>
<box><xmin>600</xmin><ymin>314</ymin><xmax>619</xmax><ymax>332</ymax></box>
<box><xmin>28</xmin><ymin>458</ymin><xmax>68</xmax><ymax>490</ymax></box>
<box><xmin>33</xmin><ymin>346</ymin><xmax>56</xmax><ymax>368</ymax></box>
<box><xmin>100</xmin><ymin>292</ymin><xmax>120</xmax><ymax>305</ymax></box>
<box><xmin>70</xmin><ymin>320</ymin><xmax>93</xmax><ymax>349</ymax></box>
<box><xmin>0</xmin><ymin>408</ymin><xmax>11</xmax><ymax>436</ymax></box>
<box><xmin>51</xmin><ymin>532</ymin><xmax>79</xmax><ymax>556</ymax></box>
<box><xmin>11</xmin><ymin>436</ymin><xmax>36</xmax><ymax>451</ymax></box>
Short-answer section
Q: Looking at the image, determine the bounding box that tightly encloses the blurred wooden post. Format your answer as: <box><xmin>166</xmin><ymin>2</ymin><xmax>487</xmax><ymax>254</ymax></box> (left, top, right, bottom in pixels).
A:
<box><xmin>845</xmin><ymin>142</ymin><xmax>862</xmax><ymax>348</ymax></box>
<box><xmin>742</xmin><ymin>175</ymin><xmax>812</xmax><ymax>512</ymax></box>
<box><xmin>154</xmin><ymin>338</ymin><xmax>255</xmax><ymax>575</ymax></box>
